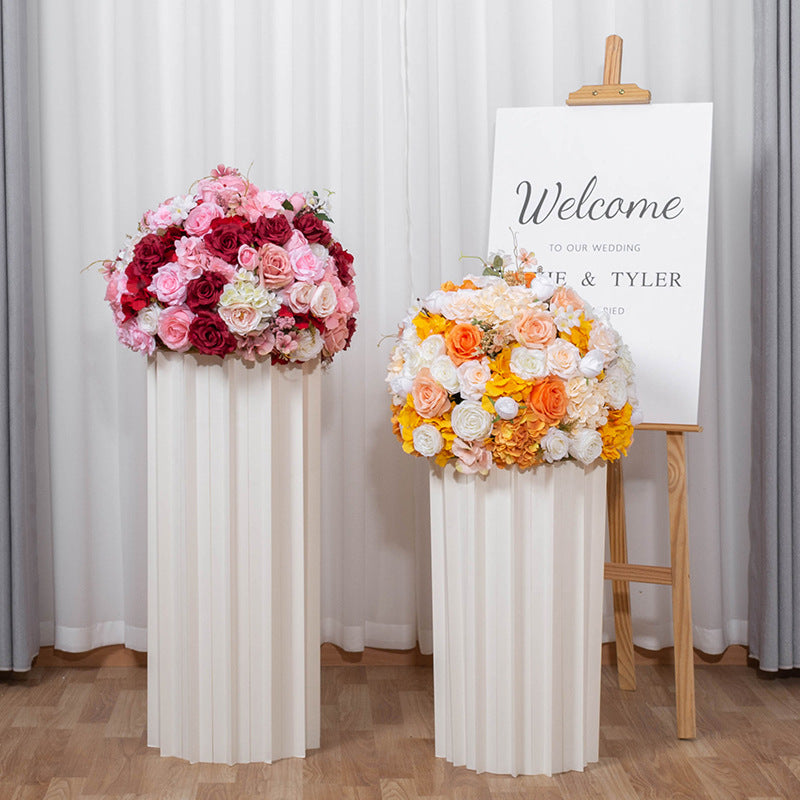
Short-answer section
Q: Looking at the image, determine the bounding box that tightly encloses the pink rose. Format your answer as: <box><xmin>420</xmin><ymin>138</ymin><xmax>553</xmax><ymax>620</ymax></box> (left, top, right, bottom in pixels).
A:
<box><xmin>289</xmin><ymin>192</ymin><xmax>306</xmax><ymax>212</ymax></box>
<box><xmin>257</xmin><ymin>243</ymin><xmax>294</xmax><ymax>289</ymax></box>
<box><xmin>184</xmin><ymin>202</ymin><xmax>224</xmax><ymax>236</ymax></box>
<box><xmin>286</xmin><ymin>281</ymin><xmax>315</xmax><ymax>313</ymax></box>
<box><xmin>104</xmin><ymin>270</ymin><xmax>125</xmax><ymax>304</ymax></box>
<box><xmin>196</xmin><ymin>174</ymin><xmax>250</xmax><ymax>211</ymax></box>
<box><xmin>157</xmin><ymin>305</ymin><xmax>194</xmax><ymax>351</ymax></box>
<box><xmin>118</xmin><ymin>319</ymin><xmax>156</xmax><ymax>355</ymax></box>
<box><xmin>309</xmin><ymin>282</ymin><xmax>337</xmax><ymax>318</ymax></box>
<box><xmin>285</xmin><ymin>231</ymin><xmax>325</xmax><ymax>283</ymax></box>
<box><xmin>149</xmin><ymin>265</ymin><xmax>188</xmax><ymax>306</ymax></box>
<box><xmin>238</xmin><ymin>245</ymin><xmax>259</xmax><ymax>271</ymax></box>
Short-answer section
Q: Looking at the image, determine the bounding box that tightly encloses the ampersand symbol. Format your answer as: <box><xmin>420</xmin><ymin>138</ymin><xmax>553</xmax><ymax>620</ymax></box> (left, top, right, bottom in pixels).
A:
<box><xmin>581</xmin><ymin>272</ymin><xmax>596</xmax><ymax>287</ymax></box>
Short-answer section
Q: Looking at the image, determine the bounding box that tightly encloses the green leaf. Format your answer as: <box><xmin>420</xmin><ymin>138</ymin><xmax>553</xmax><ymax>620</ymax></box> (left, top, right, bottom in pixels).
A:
<box><xmin>282</xmin><ymin>199</ymin><xmax>294</xmax><ymax>211</ymax></box>
<box><xmin>492</xmin><ymin>254</ymin><xmax>504</xmax><ymax>269</ymax></box>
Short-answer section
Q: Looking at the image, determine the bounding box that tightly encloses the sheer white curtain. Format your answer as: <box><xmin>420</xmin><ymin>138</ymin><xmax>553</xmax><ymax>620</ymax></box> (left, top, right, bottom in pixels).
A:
<box><xmin>30</xmin><ymin>0</ymin><xmax>752</xmax><ymax>655</ymax></box>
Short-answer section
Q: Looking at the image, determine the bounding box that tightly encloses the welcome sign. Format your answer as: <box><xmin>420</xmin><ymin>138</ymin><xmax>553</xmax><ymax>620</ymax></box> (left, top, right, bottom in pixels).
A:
<box><xmin>488</xmin><ymin>104</ymin><xmax>713</xmax><ymax>426</ymax></box>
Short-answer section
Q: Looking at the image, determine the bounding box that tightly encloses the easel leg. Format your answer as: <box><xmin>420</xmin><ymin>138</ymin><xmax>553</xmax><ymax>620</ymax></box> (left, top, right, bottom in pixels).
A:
<box><xmin>607</xmin><ymin>459</ymin><xmax>636</xmax><ymax>691</ymax></box>
<box><xmin>666</xmin><ymin>431</ymin><xmax>696</xmax><ymax>739</ymax></box>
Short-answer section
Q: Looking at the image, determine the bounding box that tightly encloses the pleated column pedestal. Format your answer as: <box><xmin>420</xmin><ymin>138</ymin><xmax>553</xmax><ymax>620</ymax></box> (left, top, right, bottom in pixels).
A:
<box><xmin>429</xmin><ymin>462</ymin><xmax>607</xmax><ymax>777</ymax></box>
<box><xmin>146</xmin><ymin>350</ymin><xmax>321</xmax><ymax>764</ymax></box>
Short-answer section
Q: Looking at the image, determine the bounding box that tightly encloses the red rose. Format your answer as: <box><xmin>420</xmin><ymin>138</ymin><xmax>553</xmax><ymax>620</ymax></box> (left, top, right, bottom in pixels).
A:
<box><xmin>120</xmin><ymin>287</ymin><xmax>153</xmax><ymax>322</ymax></box>
<box><xmin>253</xmin><ymin>214</ymin><xmax>292</xmax><ymax>246</ymax></box>
<box><xmin>133</xmin><ymin>233</ymin><xmax>172</xmax><ymax>271</ymax></box>
<box><xmin>293</xmin><ymin>212</ymin><xmax>332</xmax><ymax>246</ymax></box>
<box><xmin>188</xmin><ymin>311</ymin><xmax>237</xmax><ymax>356</ymax></box>
<box><xmin>329</xmin><ymin>242</ymin><xmax>355</xmax><ymax>286</ymax></box>
<box><xmin>185</xmin><ymin>272</ymin><xmax>228</xmax><ymax>312</ymax></box>
<box><xmin>343</xmin><ymin>317</ymin><xmax>357</xmax><ymax>350</ymax></box>
<box><xmin>204</xmin><ymin>216</ymin><xmax>253</xmax><ymax>262</ymax></box>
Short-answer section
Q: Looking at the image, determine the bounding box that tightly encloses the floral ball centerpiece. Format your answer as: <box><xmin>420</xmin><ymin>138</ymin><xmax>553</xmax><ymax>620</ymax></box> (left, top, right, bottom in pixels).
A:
<box><xmin>102</xmin><ymin>165</ymin><xmax>358</xmax><ymax>363</ymax></box>
<box><xmin>387</xmin><ymin>248</ymin><xmax>640</xmax><ymax>474</ymax></box>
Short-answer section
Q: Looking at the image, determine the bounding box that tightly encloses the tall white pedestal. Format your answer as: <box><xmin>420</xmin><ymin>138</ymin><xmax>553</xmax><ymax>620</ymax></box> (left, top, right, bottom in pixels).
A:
<box><xmin>146</xmin><ymin>350</ymin><xmax>321</xmax><ymax>764</ymax></box>
<box><xmin>429</xmin><ymin>462</ymin><xmax>607</xmax><ymax>777</ymax></box>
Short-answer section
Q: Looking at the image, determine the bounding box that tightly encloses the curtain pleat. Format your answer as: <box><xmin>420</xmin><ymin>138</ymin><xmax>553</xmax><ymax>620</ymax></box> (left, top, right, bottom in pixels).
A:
<box><xmin>748</xmin><ymin>0</ymin><xmax>800</xmax><ymax>671</ymax></box>
<box><xmin>0</xmin><ymin>0</ymin><xmax>38</xmax><ymax>672</ymax></box>
<box><xmin>29</xmin><ymin>0</ymin><xmax>753</xmax><ymax>656</ymax></box>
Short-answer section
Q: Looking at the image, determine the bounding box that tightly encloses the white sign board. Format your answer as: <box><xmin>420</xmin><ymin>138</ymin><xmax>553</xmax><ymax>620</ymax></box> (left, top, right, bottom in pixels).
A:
<box><xmin>488</xmin><ymin>104</ymin><xmax>713</xmax><ymax>426</ymax></box>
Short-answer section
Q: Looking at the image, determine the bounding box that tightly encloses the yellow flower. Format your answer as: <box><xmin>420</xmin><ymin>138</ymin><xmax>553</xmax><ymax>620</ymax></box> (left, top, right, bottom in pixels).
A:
<box><xmin>483</xmin><ymin>347</ymin><xmax>531</xmax><ymax>402</ymax></box>
<box><xmin>599</xmin><ymin>403</ymin><xmax>634</xmax><ymax>461</ymax></box>
<box><xmin>413</xmin><ymin>312</ymin><xmax>452</xmax><ymax>341</ymax></box>
<box><xmin>565</xmin><ymin>315</ymin><xmax>593</xmax><ymax>355</ymax></box>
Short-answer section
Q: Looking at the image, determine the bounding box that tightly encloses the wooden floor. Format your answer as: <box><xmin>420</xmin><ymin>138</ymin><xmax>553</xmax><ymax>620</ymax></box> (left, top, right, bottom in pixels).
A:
<box><xmin>1</xmin><ymin>663</ymin><xmax>800</xmax><ymax>799</ymax></box>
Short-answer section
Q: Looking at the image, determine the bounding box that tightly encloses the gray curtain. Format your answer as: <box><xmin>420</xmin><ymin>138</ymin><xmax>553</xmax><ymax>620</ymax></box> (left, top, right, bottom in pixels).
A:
<box><xmin>0</xmin><ymin>0</ymin><xmax>38</xmax><ymax>671</ymax></box>
<box><xmin>749</xmin><ymin>0</ymin><xmax>800</xmax><ymax>671</ymax></box>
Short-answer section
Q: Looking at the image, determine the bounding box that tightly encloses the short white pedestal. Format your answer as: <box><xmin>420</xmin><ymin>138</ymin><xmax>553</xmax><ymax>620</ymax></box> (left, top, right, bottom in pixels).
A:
<box><xmin>429</xmin><ymin>462</ymin><xmax>607</xmax><ymax>777</ymax></box>
<box><xmin>146</xmin><ymin>350</ymin><xmax>321</xmax><ymax>764</ymax></box>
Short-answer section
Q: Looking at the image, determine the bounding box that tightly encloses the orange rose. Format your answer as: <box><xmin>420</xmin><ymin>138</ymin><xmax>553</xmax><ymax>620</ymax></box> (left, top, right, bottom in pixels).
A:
<box><xmin>445</xmin><ymin>323</ymin><xmax>483</xmax><ymax>366</ymax></box>
<box><xmin>512</xmin><ymin>309</ymin><xmax>556</xmax><ymax>349</ymax></box>
<box><xmin>411</xmin><ymin>368</ymin><xmax>452</xmax><ymax>418</ymax></box>
<box><xmin>527</xmin><ymin>376</ymin><xmax>568</xmax><ymax>424</ymax></box>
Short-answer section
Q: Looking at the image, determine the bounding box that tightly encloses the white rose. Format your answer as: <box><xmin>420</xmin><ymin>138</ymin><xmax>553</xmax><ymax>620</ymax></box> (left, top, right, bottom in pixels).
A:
<box><xmin>540</xmin><ymin>428</ymin><xmax>570</xmax><ymax>462</ymax></box>
<box><xmin>290</xmin><ymin>328</ymin><xmax>324</xmax><ymax>362</ymax></box>
<box><xmin>286</xmin><ymin>281</ymin><xmax>316</xmax><ymax>313</ymax></box>
<box><xmin>569</xmin><ymin>428</ymin><xmax>603</xmax><ymax>465</ymax></box>
<box><xmin>422</xmin><ymin>290</ymin><xmax>446</xmax><ymax>315</ymax></box>
<box><xmin>547</xmin><ymin>339</ymin><xmax>580</xmax><ymax>379</ymax></box>
<box><xmin>494</xmin><ymin>396</ymin><xmax>519</xmax><ymax>420</ymax></box>
<box><xmin>419</xmin><ymin>334</ymin><xmax>446</xmax><ymax>364</ymax></box>
<box><xmin>401</xmin><ymin>346</ymin><xmax>424</xmax><ymax>379</ymax></box>
<box><xmin>309</xmin><ymin>242</ymin><xmax>330</xmax><ymax>266</ymax></box>
<box><xmin>450</xmin><ymin>401</ymin><xmax>493</xmax><ymax>442</ymax></box>
<box><xmin>413</xmin><ymin>424</ymin><xmax>444</xmax><ymax>457</ymax></box>
<box><xmin>309</xmin><ymin>281</ymin><xmax>338</xmax><ymax>318</ymax></box>
<box><xmin>529</xmin><ymin>274</ymin><xmax>555</xmax><ymax>301</ymax></box>
<box><xmin>388</xmin><ymin>374</ymin><xmax>413</xmax><ymax>401</ymax></box>
<box><xmin>429</xmin><ymin>354</ymin><xmax>460</xmax><ymax>393</ymax></box>
<box><xmin>602</xmin><ymin>372</ymin><xmax>629</xmax><ymax>410</ymax></box>
<box><xmin>137</xmin><ymin>304</ymin><xmax>160</xmax><ymax>334</ymax></box>
<box><xmin>510</xmin><ymin>346</ymin><xmax>548</xmax><ymax>381</ymax></box>
<box><xmin>579</xmin><ymin>349</ymin><xmax>605</xmax><ymax>378</ymax></box>
<box><xmin>456</xmin><ymin>358</ymin><xmax>491</xmax><ymax>401</ymax></box>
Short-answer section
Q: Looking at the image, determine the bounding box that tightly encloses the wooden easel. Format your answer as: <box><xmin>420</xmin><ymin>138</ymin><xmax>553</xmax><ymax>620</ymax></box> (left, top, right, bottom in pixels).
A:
<box><xmin>567</xmin><ymin>35</ymin><xmax>698</xmax><ymax>740</ymax></box>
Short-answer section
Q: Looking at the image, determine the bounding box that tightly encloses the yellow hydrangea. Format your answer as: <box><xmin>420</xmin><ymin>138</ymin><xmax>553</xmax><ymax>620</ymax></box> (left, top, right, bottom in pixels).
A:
<box><xmin>565</xmin><ymin>315</ymin><xmax>593</xmax><ymax>355</ymax></box>
<box><xmin>599</xmin><ymin>403</ymin><xmax>634</xmax><ymax>461</ymax></box>
<box><xmin>394</xmin><ymin>398</ymin><xmax>456</xmax><ymax>459</ymax></box>
<box><xmin>413</xmin><ymin>312</ymin><xmax>452</xmax><ymax>341</ymax></box>
<box><xmin>483</xmin><ymin>347</ymin><xmax>531</xmax><ymax>402</ymax></box>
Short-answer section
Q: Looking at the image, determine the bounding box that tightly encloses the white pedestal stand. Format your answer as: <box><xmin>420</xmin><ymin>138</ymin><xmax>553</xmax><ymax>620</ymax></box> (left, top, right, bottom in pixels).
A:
<box><xmin>146</xmin><ymin>350</ymin><xmax>321</xmax><ymax>764</ymax></box>
<box><xmin>429</xmin><ymin>461</ymin><xmax>607</xmax><ymax>776</ymax></box>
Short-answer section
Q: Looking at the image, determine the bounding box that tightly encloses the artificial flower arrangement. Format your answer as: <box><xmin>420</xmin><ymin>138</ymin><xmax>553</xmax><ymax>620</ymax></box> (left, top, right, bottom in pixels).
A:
<box><xmin>102</xmin><ymin>165</ymin><xmax>358</xmax><ymax>364</ymax></box>
<box><xmin>387</xmin><ymin>244</ymin><xmax>640</xmax><ymax>474</ymax></box>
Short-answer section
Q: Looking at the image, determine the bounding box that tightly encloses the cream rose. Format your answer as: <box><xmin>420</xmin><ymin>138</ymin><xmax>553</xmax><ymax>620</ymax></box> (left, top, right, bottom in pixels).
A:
<box><xmin>546</xmin><ymin>339</ymin><xmax>580</xmax><ymax>379</ymax></box>
<box><xmin>137</xmin><ymin>304</ymin><xmax>160</xmax><ymax>335</ymax></box>
<box><xmin>529</xmin><ymin>274</ymin><xmax>555</xmax><ymax>301</ymax></box>
<box><xmin>450</xmin><ymin>401</ymin><xmax>493</xmax><ymax>442</ymax></box>
<box><xmin>413</xmin><ymin>424</ymin><xmax>444</xmax><ymax>457</ymax></box>
<box><xmin>310</xmin><ymin>281</ymin><xmax>337</xmax><ymax>318</ymax></box>
<box><xmin>569</xmin><ymin>428</ymin><xmax>603</xmax><ymax>465</ymax></box>
<box><xmin>218</xmin><ymin>303</ymin><xmax>264</xmax><ymax>335</ymax></box>
<box><xmin>286</xmin><ymin>282</ymin><xmax>316</xmax><ymax>313</ymax></box>
<box><xmin>439</xmin><ymin>290</ymin><xmax>479</xmax><ymax>323</ymax></box>
<box><xmin>602</xmin><ymin>368</ymin><xmax>629</xmax><ymax>409</ymax></box>
<box><xmin>509</xmin><ymin>346</ymin><xmax>548</xmax><ymax>381</ymax></box>
<box><xmin>456</xmin><ymin>358</ymin><xmax>491</xmax><ymax>401</ymax></box>
<box><xmin>588</xmin><ymin>323</ymin><xmax>619</xmax><ymax>363</ymax></box>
